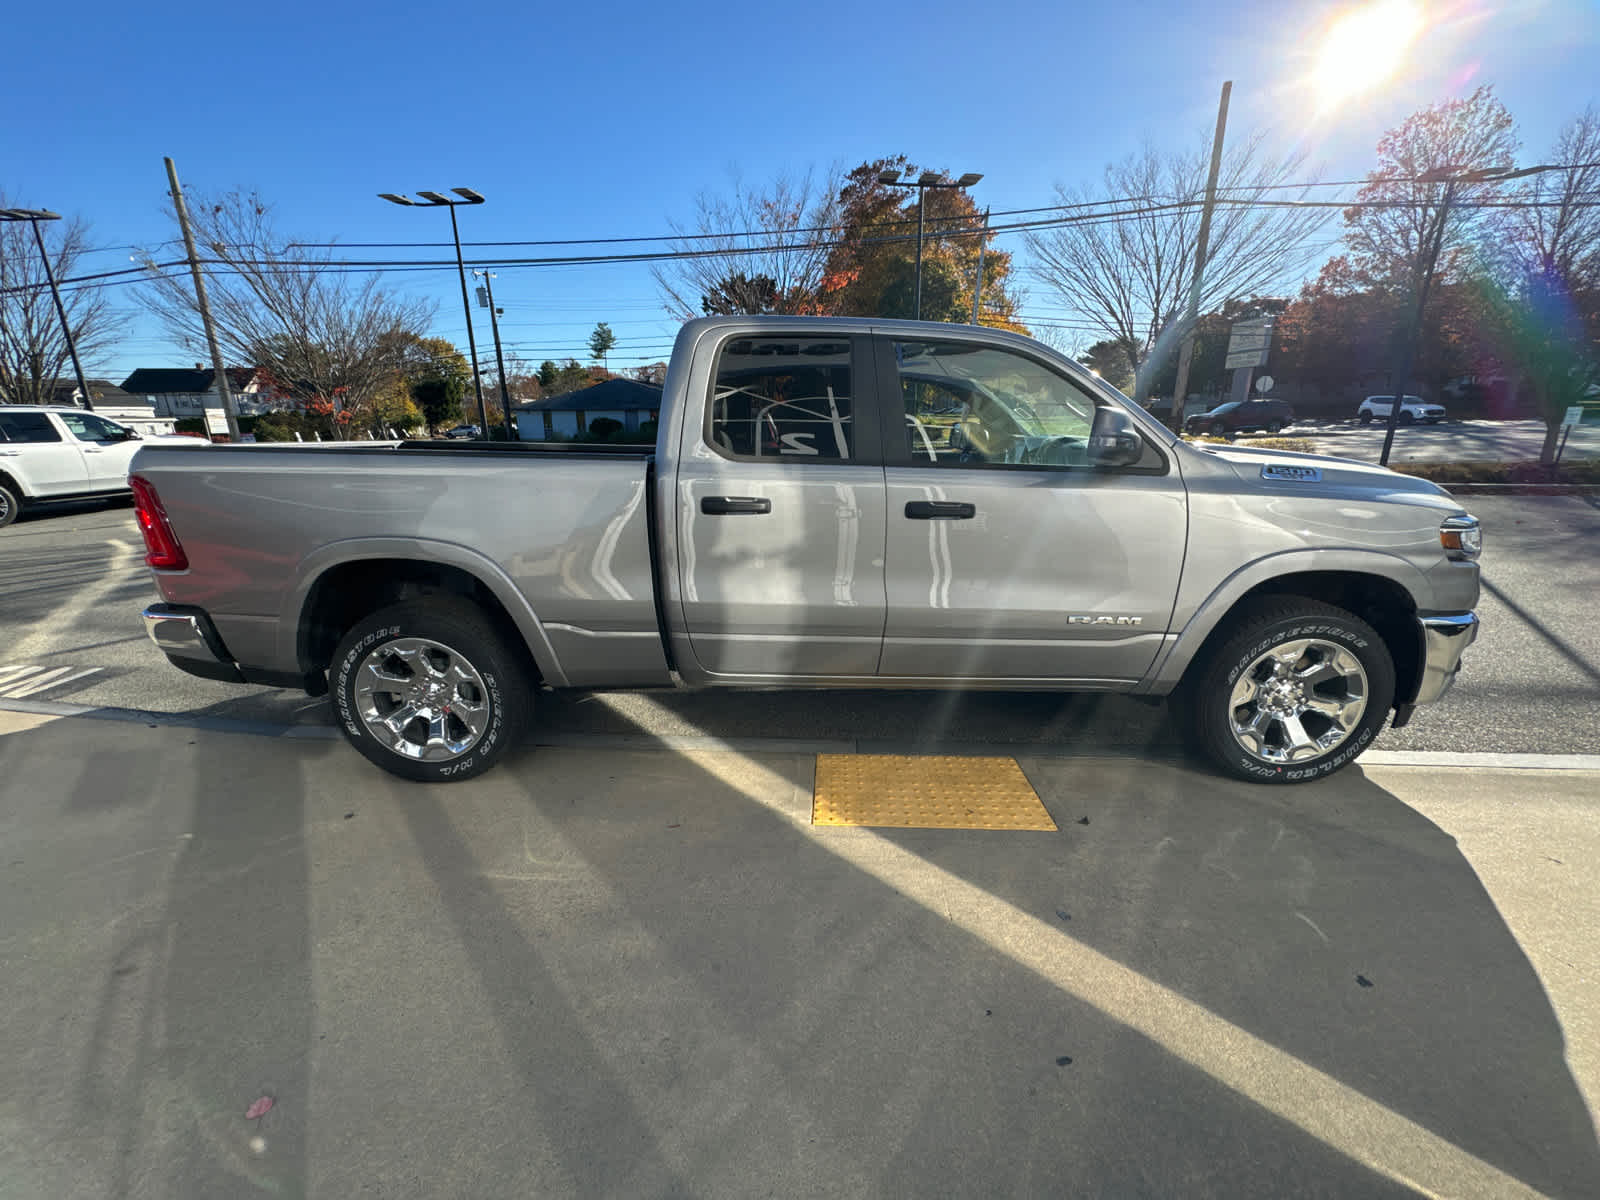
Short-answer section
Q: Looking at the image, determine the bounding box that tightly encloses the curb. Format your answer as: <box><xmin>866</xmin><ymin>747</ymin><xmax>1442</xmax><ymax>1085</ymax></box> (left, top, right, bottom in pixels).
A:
<box><xmin>5</xmin><ymin>698</ymin><xmax>1598</xmax><ymax>771</ymax></box>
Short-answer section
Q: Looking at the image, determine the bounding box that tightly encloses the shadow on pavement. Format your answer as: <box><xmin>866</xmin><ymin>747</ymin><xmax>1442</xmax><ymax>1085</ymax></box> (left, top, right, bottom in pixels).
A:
<box><xmin>7</xmin><ymin>710</ymin><xmax>1596</xmax><ymax>1197</ymax></box>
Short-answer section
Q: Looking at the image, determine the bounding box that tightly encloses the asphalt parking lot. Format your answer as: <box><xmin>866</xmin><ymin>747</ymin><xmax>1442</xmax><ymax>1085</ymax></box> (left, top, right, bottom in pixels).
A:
<box><xmin>2</xmin><ymin>710</ymin><xmax>1597</xmax><ymax>1198</ymax></box>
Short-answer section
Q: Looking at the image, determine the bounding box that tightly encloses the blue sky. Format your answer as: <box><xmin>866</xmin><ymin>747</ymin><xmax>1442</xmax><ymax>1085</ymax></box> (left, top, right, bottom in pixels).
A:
<box><xmin>4</xmin><ymin>0</ymin><xmax>1596</xmax><ymax>383</ymax></box>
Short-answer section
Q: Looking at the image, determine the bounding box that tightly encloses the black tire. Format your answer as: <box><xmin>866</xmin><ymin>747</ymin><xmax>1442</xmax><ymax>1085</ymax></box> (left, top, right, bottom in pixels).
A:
<box><xmin>1210</xmin><ymin>422</ymin><xmax>1228</xmax><ymax>437</ymax></box>
<box><xmin>1183</xmin><ymin>598</ymin><xmax>1395</xmax><ymax>785</ymax></box>
<box><xmin>1399</xmin><ymin>410</ymin><xmax>1415</xmax><ymax>425</ymax></box>
<box><xmin>1358</xmin><ymin>411</ymin><xmax>1373</xmax><ymax>425</ymax></box>
<box><xmin>0</xmin><ymin>479</ymin><xmax>19</xmax><ymax>528</ymax></box>
<box><xmin>331</xmin><ymin>598</ymin><xmax>533</xmax><ymax>783</ymax></box>
<box><xmin>1265</xmin><ymin>420</ymin><xmax>1283</xmax><ymax>434</ymax></box>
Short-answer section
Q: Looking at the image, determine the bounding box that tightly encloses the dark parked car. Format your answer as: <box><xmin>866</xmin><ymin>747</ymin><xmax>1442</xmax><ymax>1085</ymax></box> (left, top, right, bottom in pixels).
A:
<box><xmin>1184</xmin><ymin>399</ymin><xmax>1295</xmax><ymax>437</ymax></box>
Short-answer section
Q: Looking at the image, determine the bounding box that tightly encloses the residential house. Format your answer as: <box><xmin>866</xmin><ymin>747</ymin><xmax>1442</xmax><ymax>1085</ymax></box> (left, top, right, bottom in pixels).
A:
<box><xmin>120</xmin><ymin>365</ymin><xmax>290</xmax><ymax>432</ymax></box>
<box><xmin>43</xmin><ymin>378</ymin><xmax>175</xmax><ymax>435</ymax></box>
<box><xmin>515</xmin><ymin>378</ymin><xmax>663</xmax><ymax>440</ymax></box>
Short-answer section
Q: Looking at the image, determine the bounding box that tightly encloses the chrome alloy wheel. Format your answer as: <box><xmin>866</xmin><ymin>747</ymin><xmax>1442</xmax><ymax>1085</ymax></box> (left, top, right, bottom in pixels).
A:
<box><xmin>353</xmin><ymin>637</ymin><xmax>491</xmax><ymax>762</ymax></box>
<box><xmin>1227</xmin><ymin>638</ymin><xmax>1370</xmax><ymax>765</ymax></box>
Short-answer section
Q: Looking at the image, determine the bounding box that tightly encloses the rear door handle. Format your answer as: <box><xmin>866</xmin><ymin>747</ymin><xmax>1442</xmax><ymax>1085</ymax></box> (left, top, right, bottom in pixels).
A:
<box><xmin>701</xmin><ymin>496</ymin><xmax>772</xmax><ymax>515</ymax></box>
<box><xmin>905</xmin><ymin>500</ymin><xmax>975</xmax><ymax>520</ymax></box>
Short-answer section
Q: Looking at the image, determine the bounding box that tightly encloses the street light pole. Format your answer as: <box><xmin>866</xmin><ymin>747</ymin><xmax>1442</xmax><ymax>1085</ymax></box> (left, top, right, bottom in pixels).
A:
<box><xmin>877</xmin><ymin>169</ymin><xmax>984</xmax><ymax>321</ymax></box>
<box><xmin>379</xmin><ymin>188</ymin><xmax>489</xmax><ymax>438</ymax></box>
<box><xmin>0</xmin><ymin>208</ymin><xmax>96</xmax><ymax>411</ymax></box>
<box><xmin>474</xmin><ymin>270</ymin><xmax>515</xmax><ymax>441</ymax></box>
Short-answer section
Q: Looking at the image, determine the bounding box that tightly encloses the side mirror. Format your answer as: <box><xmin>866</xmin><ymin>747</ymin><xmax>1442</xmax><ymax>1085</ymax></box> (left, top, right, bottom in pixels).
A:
<box><xmin>1087</xmin><ymin>406</ymin><xmax>1144</xmax><ymax>468</ymax></box>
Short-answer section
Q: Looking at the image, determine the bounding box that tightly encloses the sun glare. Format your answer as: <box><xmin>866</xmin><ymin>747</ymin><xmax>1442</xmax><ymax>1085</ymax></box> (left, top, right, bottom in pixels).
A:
<box><xmin>1313</xmin><ymin>1</ymin><xmax>1428</xmax><ymax>109</ymax></box>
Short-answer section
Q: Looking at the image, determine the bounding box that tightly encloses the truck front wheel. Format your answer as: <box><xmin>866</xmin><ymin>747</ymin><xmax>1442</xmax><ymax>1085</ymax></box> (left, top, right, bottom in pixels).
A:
<box><xmin>331</xmin><ymin>598</ymin><xmax>532</xmax><ymax>783</ymax></box>
<box><xmin>1185</xmin><ymin>599</ymin><xmax>1395</xmax><ymax>784</ymax></box>
<box><xmin>0</xmin><ymin>479</ymin><xmax>20</xmax><ymax>528</ymax></box>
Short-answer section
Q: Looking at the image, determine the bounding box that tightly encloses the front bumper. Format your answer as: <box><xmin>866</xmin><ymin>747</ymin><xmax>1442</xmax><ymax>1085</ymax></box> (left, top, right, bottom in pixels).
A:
<box><xmin>1414</xmin><ymin>612</ymin><xmax>1479</xmax><ymax>705</ymax></box>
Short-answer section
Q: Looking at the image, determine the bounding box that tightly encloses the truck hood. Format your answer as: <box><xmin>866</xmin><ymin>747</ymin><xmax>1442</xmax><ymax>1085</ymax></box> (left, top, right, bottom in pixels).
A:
<box><xmin>1195</xmin><ymin>442</ymin><xmax>1453</xmax><ymax>500</ymax></box>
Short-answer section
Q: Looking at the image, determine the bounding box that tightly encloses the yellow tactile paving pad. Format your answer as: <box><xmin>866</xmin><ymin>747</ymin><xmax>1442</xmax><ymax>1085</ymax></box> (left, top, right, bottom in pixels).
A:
<box><xmin>812</xmin><ymin>754</ymin><xmax>1057</xmax><ymax>830</ymax></box>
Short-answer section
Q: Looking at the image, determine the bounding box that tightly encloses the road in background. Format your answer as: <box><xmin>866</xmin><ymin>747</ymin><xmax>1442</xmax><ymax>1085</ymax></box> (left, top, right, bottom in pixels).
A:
<box><xmin>1</xmin><ymin>494</ymin><xmax>1596</xmax><ymax>755</ymax></box>
<box><xmin>1249</xmin><ymin>417</ymin><xmax>1599</xmax><ymax>463</ymax></box>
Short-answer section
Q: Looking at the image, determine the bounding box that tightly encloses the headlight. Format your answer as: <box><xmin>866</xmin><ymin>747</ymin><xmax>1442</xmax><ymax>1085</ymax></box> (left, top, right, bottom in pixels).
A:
<box><xmin>1440</xmin><ymin>514</ymin><xmax>1481</xmax><ymax>561</ymax></box>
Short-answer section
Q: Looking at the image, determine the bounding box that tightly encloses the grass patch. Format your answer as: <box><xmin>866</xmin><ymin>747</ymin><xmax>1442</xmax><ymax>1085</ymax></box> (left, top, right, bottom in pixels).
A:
<box><xmin>1393</xmin><ymin>460</ymin><xmax>1600</xmax><ymax>485</ymax></box>
<box><xmin>1182</xmin><ymin>434</ymin><xmax>1318</xmax><ymax>453</ymax></box>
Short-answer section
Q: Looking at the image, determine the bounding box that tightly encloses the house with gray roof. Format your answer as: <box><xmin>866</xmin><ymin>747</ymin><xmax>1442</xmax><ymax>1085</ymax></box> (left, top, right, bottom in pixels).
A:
<box><xmin>515</xmin><ymin>378</ymin><xmax>663</xmax><ymax>440</ymax></box>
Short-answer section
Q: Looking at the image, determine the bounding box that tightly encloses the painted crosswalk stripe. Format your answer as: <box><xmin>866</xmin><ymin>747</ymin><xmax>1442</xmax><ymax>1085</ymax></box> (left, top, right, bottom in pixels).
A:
<box><xmin>0</xmin><ymin>665</ymin><xmax>102</xmax><ymax>698</ymax></box>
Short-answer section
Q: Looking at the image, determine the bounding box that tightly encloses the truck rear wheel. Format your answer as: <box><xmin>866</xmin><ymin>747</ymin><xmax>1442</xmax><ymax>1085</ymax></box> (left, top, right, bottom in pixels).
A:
<box><xmin>331</xmin><ymin>598</ymin><xmax>532</xmax><ymax>783</ymax></box>
<box><xmin>1185</xmin><ymin>599</ymin><xmax>1395</xmax><ymax>784</ymax></box>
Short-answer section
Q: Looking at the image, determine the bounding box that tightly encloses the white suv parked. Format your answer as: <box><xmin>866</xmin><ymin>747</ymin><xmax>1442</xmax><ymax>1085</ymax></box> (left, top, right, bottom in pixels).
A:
<box><xmin>0</xmin><ymin>406</ymin><xmax>196</xmax><ymax>527</ymax></box>
<box><xmin>1357</xmin><ymin>395</ymin><xmax>1447</xmax><ymax>425</ymax></box>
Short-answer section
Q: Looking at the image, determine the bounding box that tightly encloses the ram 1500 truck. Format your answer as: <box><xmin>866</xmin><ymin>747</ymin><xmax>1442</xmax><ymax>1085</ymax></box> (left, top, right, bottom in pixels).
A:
<box><xmin>131</xmin><ymin>316</ymin><xmax>1481</xmax><ymax>784</ymax></box>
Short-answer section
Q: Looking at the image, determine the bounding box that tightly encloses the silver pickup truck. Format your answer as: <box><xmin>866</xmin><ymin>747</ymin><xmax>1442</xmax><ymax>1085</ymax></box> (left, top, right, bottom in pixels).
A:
<box><xmin>132</xmin><ymin>316</ymin><xmax>1480</xmax><ymax>784</ymax></box>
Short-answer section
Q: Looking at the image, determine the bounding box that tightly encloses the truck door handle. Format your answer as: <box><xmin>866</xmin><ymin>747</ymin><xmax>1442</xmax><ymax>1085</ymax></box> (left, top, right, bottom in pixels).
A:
<box><xmin>905</xmin><ymin>500</ymin><xmax>975</xmax><ymax>520</ymax></box>
<box><xmin>701</xmin><ymin>496</ymin><xmax>772</xmax><ymax>515</ymax></box>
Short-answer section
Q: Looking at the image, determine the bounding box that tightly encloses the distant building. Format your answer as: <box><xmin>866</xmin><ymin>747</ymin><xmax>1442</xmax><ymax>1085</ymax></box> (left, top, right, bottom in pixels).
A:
<box><xmin>46</xmin><ymin>378</ymin><xmax>173</xmax><ymax>436</ymax></box>
<box><xmin>515</xmin><ymin>378</ymin><xmax>663</xmax><ymax>440</ymax></box>
<box><xmin>120</xmin><ymin>365</ymin><xmax>290</xmax><ymax>429</ymax></box>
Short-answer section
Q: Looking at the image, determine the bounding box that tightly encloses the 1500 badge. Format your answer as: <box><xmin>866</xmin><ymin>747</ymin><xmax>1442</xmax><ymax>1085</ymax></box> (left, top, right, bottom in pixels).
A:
<box><xmin>1068</xmin><ymin>615</ymin><xmax>1143</xmax><ymax>626</ymax></box>
<box><xmin>1262</xmin><ymin>464</ymin><xmax>1322</xmax><ymax>481</ymax></box>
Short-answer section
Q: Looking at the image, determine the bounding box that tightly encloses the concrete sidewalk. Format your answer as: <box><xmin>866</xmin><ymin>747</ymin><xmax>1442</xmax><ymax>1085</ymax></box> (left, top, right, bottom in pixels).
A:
<box><xmin>2</xmin><ymin>710</ymin><xmax>1597</xmax><ymax>1198</ymax></box>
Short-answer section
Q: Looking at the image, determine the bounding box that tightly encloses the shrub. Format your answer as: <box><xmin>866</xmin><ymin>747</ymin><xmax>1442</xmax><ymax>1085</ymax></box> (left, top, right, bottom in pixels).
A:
<box><xmin>587</xmin><ymin>417</ymin><xmax>623</xmax><ymax>440</ymax></box>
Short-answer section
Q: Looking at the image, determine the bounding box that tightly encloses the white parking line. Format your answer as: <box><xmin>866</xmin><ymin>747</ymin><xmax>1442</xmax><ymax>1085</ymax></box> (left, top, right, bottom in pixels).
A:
<box><xmin>0</xmin><ymin>664</ymin><xmax>103</xmax><ymax>699</ymax></box>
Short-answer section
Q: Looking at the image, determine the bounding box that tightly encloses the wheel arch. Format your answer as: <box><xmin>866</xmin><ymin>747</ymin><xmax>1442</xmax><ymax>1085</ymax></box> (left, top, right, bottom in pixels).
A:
<box><xmin>1148</xmin><ymin>558</ymin><xmax>1424</xmax><ymax>706</ymax></box>
<box><xmin>288</xmin><ymin>540</ymin><xmax>567</xmax><ymax>692</ymax></box>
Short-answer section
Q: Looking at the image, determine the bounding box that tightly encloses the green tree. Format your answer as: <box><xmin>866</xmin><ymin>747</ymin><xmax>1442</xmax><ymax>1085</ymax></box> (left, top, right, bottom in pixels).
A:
<box><xmin>399</xmin><ymin>335</ymin><xmax>470</xmax><ymax>429</ymax></box>
<box><xmin>588</xmin><ymin>322</ymin><xmax>616</xmax><ymax>367</ymax></box>
<box><xmin>1076</xmin><ymin>338</ymin><xmax>1143</xmax><ymax>392</ymax></box>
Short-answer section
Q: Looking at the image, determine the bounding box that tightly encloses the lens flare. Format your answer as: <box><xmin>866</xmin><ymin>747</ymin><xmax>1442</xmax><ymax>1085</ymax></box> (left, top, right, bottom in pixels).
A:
<box><xmin>1313</xmin><ymin>1</ymin><xmax>1428</xmax><ymax>109</ymax></box>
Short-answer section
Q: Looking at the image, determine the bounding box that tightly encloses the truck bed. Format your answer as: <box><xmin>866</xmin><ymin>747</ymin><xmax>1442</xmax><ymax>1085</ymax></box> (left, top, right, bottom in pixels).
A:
<box><xmin>131</xmin><ymin>441</ymin><xmax>672</xmax><ymax>689</ymax></box>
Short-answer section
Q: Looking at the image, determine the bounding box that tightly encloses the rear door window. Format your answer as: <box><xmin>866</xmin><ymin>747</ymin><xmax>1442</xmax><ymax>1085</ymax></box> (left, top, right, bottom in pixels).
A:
<box><xmin>0</xmin><ymin>412</ymin><xmax>64</xmax><ymax>443</ymax></box>
<box><xmin>707</xmin><ymin>337</ymin><xmax>859</xmax><ymax>462</ymax></box>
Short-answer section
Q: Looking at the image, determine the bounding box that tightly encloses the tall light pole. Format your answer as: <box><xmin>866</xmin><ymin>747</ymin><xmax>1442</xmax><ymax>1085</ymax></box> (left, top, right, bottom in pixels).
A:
<box><xmin>473</xmin><ymin>270</ymin><xmax>515</xmax><ymax>441</ymax></box>
<box><xmin>0</xmin><ymin>208</ymin><xmax>95</xmax><ymax>411</ymax></box>
<box><xmin>379</xmin><ymin>188</ymin><xmax>488</xmax><ymax>438</ymax></box>
<box><xmin>877</xmin><ymin>169</ymin><xmax>983</xmax><ymax>320</ymax></box>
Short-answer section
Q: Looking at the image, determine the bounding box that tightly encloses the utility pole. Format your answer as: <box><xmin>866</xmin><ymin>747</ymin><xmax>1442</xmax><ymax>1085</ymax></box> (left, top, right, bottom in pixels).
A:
<box><xmin>475</xmin><ymin>270</ymin><xmax>515</xmax><ymax>441</ymax></box>
<box><xmin>1166</xmin><ymin>81</ymin><xmax>1232</xmax><ymax>434</ymax></box>
<box><xmin>164</xmin><ymin>157</ymin><xmax>241</xmax><ymax>442</ymax></box>
<box><xmin>1378</xmin><ymin>177</ymin><xmax>1457</xmax><ymax>467</ymax></box>
<box><xmin>970</xmin><ymin>208</ymin><xmax>990</xmax><ymax>325</ymax></box>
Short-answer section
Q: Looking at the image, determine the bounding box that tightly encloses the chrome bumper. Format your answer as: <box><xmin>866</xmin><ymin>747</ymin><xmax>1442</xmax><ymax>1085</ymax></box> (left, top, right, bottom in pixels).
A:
<box><xmin>142</xmin><ymin>603</ymin><xmax>232</xmax><ymax>665</ymax></box>
<box><xmin>1414</xmin><ymin>612</ymin><xmax>1479</xmax><ymax>705</ymax></box>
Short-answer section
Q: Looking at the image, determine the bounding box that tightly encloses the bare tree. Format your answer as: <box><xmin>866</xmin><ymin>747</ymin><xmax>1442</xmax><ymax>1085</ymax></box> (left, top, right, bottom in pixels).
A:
<box><xmin>1343</xmin><ymin>85</ymin><xmax>1519</xmax><ymax>295</ymax></box>
<box><xmin>1501</xmin><ymin>106</ymin><xmax>1600</xmax><ymax>462</ymax></box>
<box><xmin>1511</xmin><ymin>105</ymin><xmax>1600</xmax><ymax>288</ymax></box>
<box><xmin>0</xmin><ymin>202</ymin><xmax>122</xmax><ymax>406</ymax></box>
<box><xmin>139</xmin><ymin>190</ymin><xmax>434</xmax><ymax>408</ymax></box>
<box><xmin>1026</xmin><ymin>134</ymin><xmax>1330</xmax><ymax>395</ymax></box>
<box><xmin>652</xmin><ymin>168</ymin><xmax>842</xmax><ymax>318</ymax></box>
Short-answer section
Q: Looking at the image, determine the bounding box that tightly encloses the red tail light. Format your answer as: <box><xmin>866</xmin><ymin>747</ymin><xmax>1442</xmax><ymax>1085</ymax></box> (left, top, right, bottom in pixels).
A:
<box><xmin>130</xmin><ymin>475</ymin><xmax>189</xmax><ymax>570</ymax></box>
